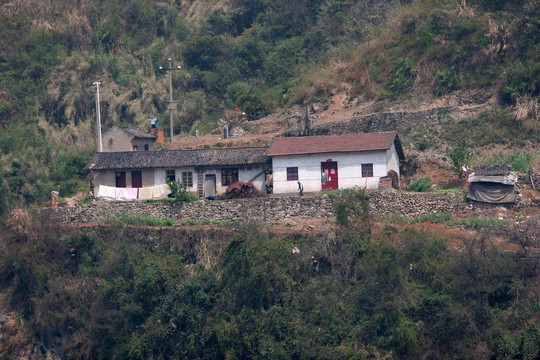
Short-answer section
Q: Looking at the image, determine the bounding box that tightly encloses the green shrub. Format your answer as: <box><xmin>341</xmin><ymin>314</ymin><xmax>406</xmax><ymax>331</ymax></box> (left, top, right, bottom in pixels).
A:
<box><xmin>165</xmin><ymin>179</ymin><xmax>198</xmax><ymax>202</ymax></box>
<box><xmin>434</xmin><ymin>66</ymin><xmax>459</xmax><ymax>96</ymax></box>
<box><xmin>407</xmin><ymin>176</ymin><xmax>432</xmax><ymax>192</ymax></box>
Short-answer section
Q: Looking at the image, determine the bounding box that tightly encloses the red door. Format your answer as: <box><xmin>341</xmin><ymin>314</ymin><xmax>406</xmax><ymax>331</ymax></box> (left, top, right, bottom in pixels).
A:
<box><xmin>321</xmin><ymin>161</ymin><xmax>338</xmax><ymax>190</ymax></box>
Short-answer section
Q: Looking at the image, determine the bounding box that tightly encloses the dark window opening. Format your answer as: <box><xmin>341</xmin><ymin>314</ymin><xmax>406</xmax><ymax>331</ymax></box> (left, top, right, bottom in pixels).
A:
<box><xmin>144</xmin><ymin>144</ymin><xmax>149</xmax><ymax>151</ymax></box>
<box><xmin>115</xmin><ymin>172</ymin><xmax>126</xmax><ymax>188</ymax></box>
<box><xmin>166</xmin><ymin>170</ymin><xmax>176</xmax><ymax>182</ymax></box>
<box><xmin>221</xmin><ymin>168</ymin><xmax>238</xmax><ymax>186</ymax></box>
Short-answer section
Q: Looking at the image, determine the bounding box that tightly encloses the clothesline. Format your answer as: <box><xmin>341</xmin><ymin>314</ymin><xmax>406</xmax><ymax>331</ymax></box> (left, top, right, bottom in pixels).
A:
<box><xmin>97</xmin><ymin>184</ymin><xmax>170</xmax><ymax>201</ymax></box>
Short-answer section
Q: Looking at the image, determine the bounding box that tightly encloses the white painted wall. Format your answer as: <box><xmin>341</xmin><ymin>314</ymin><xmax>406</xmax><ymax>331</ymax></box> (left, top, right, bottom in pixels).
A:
<box><xmin>94</xmin><ymin>165</ymin><xmax>269</xmax><ymax>198</ymax></box>
<box><xmin>385</xmin><ymin>143</ymin><xmax>401</xmax><ymax>175</ymax></box>
<box><xmin>272</xmin><ymin>149</ymin><xmax>398</xmax><ymax>194</ymax></box>
<box><xmin>94</xmin><ymin>169</ymin><xmax>156</xmax><ymax>195</ymax></box>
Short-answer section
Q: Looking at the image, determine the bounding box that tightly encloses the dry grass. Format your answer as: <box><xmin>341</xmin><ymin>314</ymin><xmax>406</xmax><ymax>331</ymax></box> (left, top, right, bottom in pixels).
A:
<box><xmin>514</xmin><ymin>95</ymin><xmax>540</xmax><ymax>134</ymax></box>
<box><xmin>5</xmin><ymin>208</ymin><xmax>33</xmax><ymax>237</ymax></box>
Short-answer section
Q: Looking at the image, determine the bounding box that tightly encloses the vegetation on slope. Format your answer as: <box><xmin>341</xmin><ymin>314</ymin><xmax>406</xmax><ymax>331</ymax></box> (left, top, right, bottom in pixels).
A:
<box><xmin>0</xmin><ymin>192</ymin><xmax>538</xmax><ymax>359</ymax></box>
<box><xmin>0</xmin><ymin>0</ymin><xmax>539</xmax><ymax>210</ymax></box>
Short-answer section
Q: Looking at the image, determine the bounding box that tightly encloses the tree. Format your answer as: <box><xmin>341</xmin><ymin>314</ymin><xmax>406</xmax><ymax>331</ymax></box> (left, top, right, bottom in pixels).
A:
<box><xmin>446</xmin><ymin>139</ymin><xmax>473</xmax><ymax>179</ymax></box>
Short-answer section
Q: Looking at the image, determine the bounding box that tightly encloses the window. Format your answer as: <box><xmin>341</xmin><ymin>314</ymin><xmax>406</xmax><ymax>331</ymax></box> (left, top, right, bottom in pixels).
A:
<box><xmin>287</xmin><ymin>167</ymin><xmax>298</xmax><ymax>181</ymax></box>
<box><xmin>144</xmin><ymin>144</ymin><xmax>149</xmax><ymax>151</ymax></box>
<box><xmin>115</xmin><ymin>172</ymin><xmax>126</xmax><ymax>188</ymax></box>
<box><xmin>166</xmin><ymin>170</ymin><xmax>176</xmax><ymax>182</ymax></box>
<box><xmin>182</xmin><ymin>171</ymin><xmax>193</xmax><ymax>187</ymax></box>
<box><xmin>362</xmin><ymin>164</ymin><xmax>373</xmax><ymax>177</ymax></box>
<box><xmin>221</xmin><ymin>168</ymin><xmax>238</xmax><ymax>186</ymax></box>
<box><xmin>133</xmin><ymin>145</ymin><xmax>138</xmax><ymax>151</ymax></box>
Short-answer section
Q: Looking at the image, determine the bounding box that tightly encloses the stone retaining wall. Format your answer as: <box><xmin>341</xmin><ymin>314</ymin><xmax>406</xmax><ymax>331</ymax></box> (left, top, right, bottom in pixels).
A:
<box><xmin>369</xmin><ymin>192</ymin><xmax>464</xmax><ymax>217</ymax></box>
<box><xmin>312</xmin><ymin>106</ymin><xmax>484</xmax><ymax>134</ymax></box>
<box><xmin>49</xmin><ymin>192</ymin><xmax>472</xmax><ymax>224</ymax></box>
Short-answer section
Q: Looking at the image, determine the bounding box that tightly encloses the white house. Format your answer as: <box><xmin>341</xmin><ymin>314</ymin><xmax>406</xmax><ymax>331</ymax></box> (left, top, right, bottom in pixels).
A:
<box><xmin>86</xmin><ymin>147</ymin><xmax>271</xmax><ymax>200</ymax></box>
<box><xmin>266</xmin><ymin>132</ymin><xmax>404</xmax><ymax>194</ymax></box>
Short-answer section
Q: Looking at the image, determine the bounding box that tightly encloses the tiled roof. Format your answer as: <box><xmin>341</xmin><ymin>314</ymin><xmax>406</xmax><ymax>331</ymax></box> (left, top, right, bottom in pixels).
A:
<box><xmin>267</xmin><ymin>131</ymin><xmax>404</xmax><ymax>159</ymax></box>
<box><xmin>473</xmin><ymin>165</ymin><xmax>512</xmax><ymax>176</ymax></box>
<box><xmin>102</xmin><ymin>126</ymin><xmax>157</xmax><ymax>139</ymax></box>
<box><xmin>86</xmin><ymin>147</ymin><xmax>270</xmax><ymax>170</ymax></box>
<box><xmin>124</xmin><ymin>127</ymin><xmax>157</xmax><ymax>139</ymax></box>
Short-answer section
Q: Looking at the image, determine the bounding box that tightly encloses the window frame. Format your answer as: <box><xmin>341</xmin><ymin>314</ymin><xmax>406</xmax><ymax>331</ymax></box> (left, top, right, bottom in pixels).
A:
<box><xmin>182</xmin><ymin>171</ymin><xmax>193</xmax><ymax>187</ymax></box>
<box><xmin>166</xmin><ymin>170</ymin><xmax>176</xmax><ymax>182</ymax></box>
<box><xmin>221</xmin><ymin>168</ymin><xmax>238</xmax><ymax>186</ymax></box>
<box><xmin>361</xmin><ymin>163</ymin><xmax>374</xmax><ymax>177</ymax></box>
<box><xmin>287</xmin><ymin>167</ymin><xmax>299</xmax><ymax>181</ymax></box>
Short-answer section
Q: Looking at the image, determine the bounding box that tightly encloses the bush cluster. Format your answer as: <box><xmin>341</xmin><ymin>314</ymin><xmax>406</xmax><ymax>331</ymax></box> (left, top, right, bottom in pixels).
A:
<box><xmin>407</xmin><ymin>176</ymin><xmax>432</xmax><ymax>192</ymax></box>
<box><xmin>1</xmin><ymin>208</ymin><xmax>539</xmax><ymax>359</ymax></box>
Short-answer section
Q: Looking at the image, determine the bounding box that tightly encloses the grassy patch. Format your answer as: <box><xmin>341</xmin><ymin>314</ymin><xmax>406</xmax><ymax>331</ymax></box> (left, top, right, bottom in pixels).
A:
<box><xmin>179</xmin><ymin>219</ymin><xmax>234</xmax><ymax>227</ymax></box>
<box><xmin>433</xmin><ymin>187</ymin><xmax>463</xmax><ymax>194</ymax></box>
<box><xmin>443</xmin><ymin>111</ymin><xmax>540</xmax><ymax>147</ymax></box>
<box><xmin>477</xmin><ymin>151</ymin><xmax>537</xmax><ymax>173</ymax></box>
<box><xmin>381</xmin><ymin>212</ymin><xmax>451</xmax><ymax>224</ymax></box>
<box><xmin>447</xmin><ymin>217</ymin><xmax>507</xmax><ymax>229</ymax></box>
<box><xmin>105</xmin><ymin>215</ymin><xmax>175</xmax><ymax>227</ymax></box>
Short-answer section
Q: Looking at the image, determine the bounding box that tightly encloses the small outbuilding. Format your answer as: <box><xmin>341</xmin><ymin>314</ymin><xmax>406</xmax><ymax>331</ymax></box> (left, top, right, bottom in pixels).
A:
<box><xmin>267</xmin><ymin>131</ymin><xmax>405</xmax><ymax>194</ymax></box>
<box><xmin>467</xmin><ymin>165</ymin><xmax>518</xmax><ymax>203</ymax></box>
<box><xmin>101</xmin><ymin>126</ymin><xmax>158</xmax><ymax>152</ymax></box>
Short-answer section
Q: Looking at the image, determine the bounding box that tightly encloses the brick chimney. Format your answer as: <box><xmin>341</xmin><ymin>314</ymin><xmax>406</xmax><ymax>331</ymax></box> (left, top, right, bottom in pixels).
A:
<box><xmin>150</xmin><ymin>128</ymin><xmax>164</xmax><ymax>145</ymax></box>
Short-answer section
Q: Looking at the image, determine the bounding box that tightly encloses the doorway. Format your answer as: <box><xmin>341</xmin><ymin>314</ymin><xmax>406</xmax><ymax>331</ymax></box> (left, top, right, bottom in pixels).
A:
<box><xmin>204</xmin><ymin>174</ymin><xmax>216</xmax><ymax>198</ymax></box>
<box><xmin>321</xmin><ymin>161</ymin><xmax>338</xmax><ymax>190</ymax></box>
<box><xmin>131</xmin><ymin>171</ymin><xmax>142</xmax><ymax>188</ymax></box>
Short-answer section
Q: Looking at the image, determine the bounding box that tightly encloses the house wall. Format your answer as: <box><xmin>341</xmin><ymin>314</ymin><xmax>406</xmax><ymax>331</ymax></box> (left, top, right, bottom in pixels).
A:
<box><xmin>102</xmin><ymin>128</ymin><xmax>155</xmax><ymax>152</ymax></box>
<box><xmin>131</xmin><ymin>138</ymin><xmax>155</xmax><ymax>151</ymax></box>
<box><xmin>102</xmin><ymin>128</ymin><xmax>133</xmax><ymax>152</ymax></box>
<box><xmin>272</xmin><ymin>150</ymin><xmax>393</xmax><ymax>194</ymax></box>
<box><xmin>192</xmin><ymin>165</ymin><xmax>267</xmax><ymax>195</ymax></box>
<box><xmin>386</xmin><ymin>143</ymin><xmax>401</xmax><ymax>175</ymax></box>
<box><xmin>93</xmin><ymin>169</ymin><xmax>156</xmax><ymax>195</ymax></box>
<box><xmin>93</xmin><ymin>165</ymin><xmax>268</xmax><ymax>199</ymax></box>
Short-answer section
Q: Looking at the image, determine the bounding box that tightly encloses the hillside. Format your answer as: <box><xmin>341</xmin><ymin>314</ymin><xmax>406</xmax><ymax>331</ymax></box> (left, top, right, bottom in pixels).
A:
<box><xmin>0</xmin><ymin>0</ymin><xmax>539</xmax><ymax>212</ymax></box>
<box><xmin>1</xmin><ymin>2</ymin><xmax>540</xmax><ymax>358</ymax></box>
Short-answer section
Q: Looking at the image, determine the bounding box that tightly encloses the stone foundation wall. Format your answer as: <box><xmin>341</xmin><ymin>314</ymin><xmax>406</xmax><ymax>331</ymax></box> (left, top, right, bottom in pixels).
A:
<box><xmin>49</xmin><ymin>192</ymin><xmax>473</xmax><ymax>225</ymax></box>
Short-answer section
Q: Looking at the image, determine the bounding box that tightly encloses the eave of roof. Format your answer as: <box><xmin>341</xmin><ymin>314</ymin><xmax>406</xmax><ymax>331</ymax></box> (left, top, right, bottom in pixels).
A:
<box><xmin>102</xmin><ymin>126</ymin><xmax>157</xmax><ymax>140</ymax></box>
<box><xmin>124</xmin><ymin>127</ymin><xmax>157</xmax><ymax>139</ymax></box>
<box><xmin>86</xmin><ymin>147</ymin><xmax>270</xmax><ymax>170</ymax></box>
<box><xmin>267</xmin><ymin>131</ymin><xmax>404</xmax><ymax>159</ymax></box>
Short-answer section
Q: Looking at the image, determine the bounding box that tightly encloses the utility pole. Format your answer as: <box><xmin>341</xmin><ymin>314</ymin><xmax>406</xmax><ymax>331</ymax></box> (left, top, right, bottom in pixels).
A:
<box><xmin>93</xmin><ymin>82</ymin><xmax>103</xmax><ymax>152</ymax></box>
<box><xmin>159</xmin><ymin>58</ymin><xmax>182</xmax><ymax>143</ymax></box>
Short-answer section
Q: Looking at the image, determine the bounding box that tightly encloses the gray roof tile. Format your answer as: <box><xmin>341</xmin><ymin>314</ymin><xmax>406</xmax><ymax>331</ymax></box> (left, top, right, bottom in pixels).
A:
<box><xmin>86</xmin><ymin>147</ymin><xmax>270</xmax><ymax>170</ymax></box>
